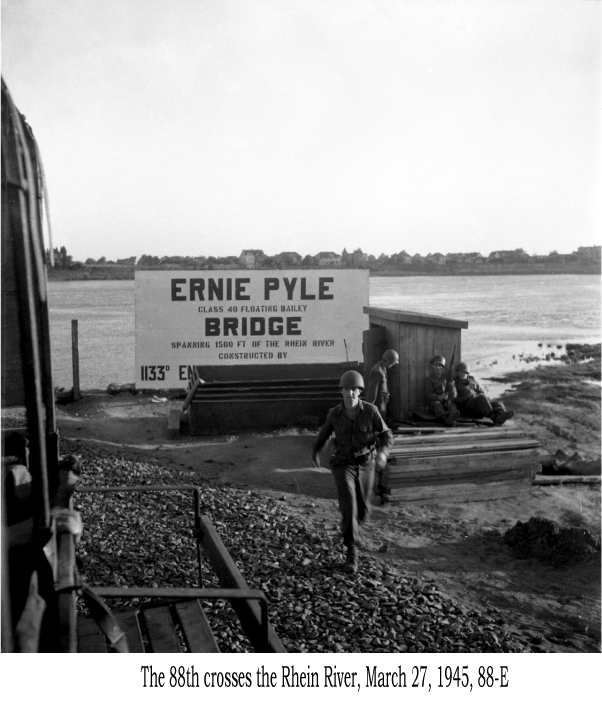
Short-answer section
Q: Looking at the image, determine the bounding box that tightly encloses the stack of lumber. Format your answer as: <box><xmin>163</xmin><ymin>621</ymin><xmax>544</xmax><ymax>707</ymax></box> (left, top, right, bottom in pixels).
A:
<box><xmin>385</xmin><ymin>426</ymin><xmax>541</xmax><ymax>503</ymax></box>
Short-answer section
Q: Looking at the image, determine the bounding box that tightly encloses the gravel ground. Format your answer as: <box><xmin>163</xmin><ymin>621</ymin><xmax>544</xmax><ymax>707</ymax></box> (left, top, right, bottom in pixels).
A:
<box><xmin>66</xmin><ymin>439</ymin><xmax>536</xmax><ymax>653</ymax></box>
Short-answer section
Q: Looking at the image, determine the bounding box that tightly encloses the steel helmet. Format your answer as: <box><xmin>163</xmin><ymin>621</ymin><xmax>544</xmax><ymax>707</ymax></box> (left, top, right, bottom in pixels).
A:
<box><xmin>456</xmin><ymin>362</ymin><xmax>470</xmax><ymax>374</ymax></box>
<box><xmin>339</xmin><ymin>370</ymin><xmax>365</xmax><ymax>390</ymax></box>
<box><xmin>430</xmin><ymin>354</ymin><xmax>446</xmax><ymax>366</ymax></box>
<box><xmin>383</xmin><ymin>349</ymin><xmax>399</xmax><ymax>366</ymax></box>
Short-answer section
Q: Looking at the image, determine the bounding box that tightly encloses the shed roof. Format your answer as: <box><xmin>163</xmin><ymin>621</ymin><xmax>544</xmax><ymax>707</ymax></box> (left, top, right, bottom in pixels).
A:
<box><xmin>363</xmin><ymin>306</ymin><xmax>468</xmax><ymax>329</ymax></box>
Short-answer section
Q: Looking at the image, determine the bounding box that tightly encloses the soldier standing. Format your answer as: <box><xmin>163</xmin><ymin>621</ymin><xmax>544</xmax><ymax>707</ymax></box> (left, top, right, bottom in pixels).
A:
<box><xmin>365</xmin><ymin>348</ymin><xmax>399</xmax><ymax>421</ymax></box>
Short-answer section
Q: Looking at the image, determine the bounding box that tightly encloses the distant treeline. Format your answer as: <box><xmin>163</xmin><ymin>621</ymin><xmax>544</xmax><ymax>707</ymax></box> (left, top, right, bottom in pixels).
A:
<box><xmin>45</xmin><ymin>245</ymin><xmax>601</xmax><ymax>280</ymax></box>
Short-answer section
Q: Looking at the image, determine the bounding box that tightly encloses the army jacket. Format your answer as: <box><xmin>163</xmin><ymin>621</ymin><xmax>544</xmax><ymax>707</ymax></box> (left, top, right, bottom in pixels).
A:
<box><xmin>453</xmin><ymin>375</ymin><xmax>485</xmax><ymax>404</ymax></box>
<box><xmin>425</xmin><ymin>374</ymin><xmax>448</xmax><ymax>404</ymax></box>
<box><xmin>312</xmin><ymin>400</ymin><xmax>393</xmax><ymax>465</ymax></box>
<box><xmin>366</xmin><ymin>362</ymin><xmax>389</xmax><ymax>404</ymax></box>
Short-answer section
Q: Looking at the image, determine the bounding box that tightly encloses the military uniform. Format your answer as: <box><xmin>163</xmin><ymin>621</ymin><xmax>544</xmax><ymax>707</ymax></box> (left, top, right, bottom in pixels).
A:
<box><xmin>425</xmin><ymin>374</ymin><xmax>458</xmax><ymax>422</ymax></box>
<box><xmin>366</xmin><ymin>362</ymin><xmax>389</xmax><ymax>418</ymax></box>
<box><xmin>454</xmin><ymin>374</ymin><xmax>507</xmax><ymax>422</ymax></box>
<box><xmin>312</xmin><ymin>401</ymin><xmax>392</xmax><ymax>552</ymax></box>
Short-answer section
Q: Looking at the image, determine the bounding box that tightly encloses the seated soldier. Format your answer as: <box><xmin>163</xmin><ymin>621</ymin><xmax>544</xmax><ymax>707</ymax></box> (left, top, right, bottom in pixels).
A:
<box><xmin>453</xmin><ymin>362</ymin><xmax>514</xmax><ymax>426</ymax></box>
<box><xmin>425</xmin><ymin>354</ymin><xmax>459</xmax><ymax>426</ymax></box>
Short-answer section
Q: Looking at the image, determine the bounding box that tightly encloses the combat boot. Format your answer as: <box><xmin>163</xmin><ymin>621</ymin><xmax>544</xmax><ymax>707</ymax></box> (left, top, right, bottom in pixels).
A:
<box><xmin>344</xmin><ymin>545</ymin><xmax>358</xmax><ymax>573</ymax></box>
<box><xmin>445</xmin><ymin>409</ymin><xmax>460</xmax><ymax>427</ymax></box>
<box><xmin>493</xmin><ymin>409</ymin><xmax>514</xmax><ymax>426</ymax></box>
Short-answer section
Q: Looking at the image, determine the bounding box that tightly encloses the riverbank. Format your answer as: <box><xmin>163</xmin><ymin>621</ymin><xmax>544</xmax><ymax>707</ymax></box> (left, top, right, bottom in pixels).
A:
<box><xmin>54</xmin><ymin>353</ymin><xmax>601</xmax><ymax>652</ymax></box>
<box><xmin>46</xmin><ymin>262</ymin><xmax>601</xmax><ymax>281</ymax></box>
<box><xmin>491</xmin><ymin>347</ymin><xmax>601</xmax><ymax>462</ymax></box>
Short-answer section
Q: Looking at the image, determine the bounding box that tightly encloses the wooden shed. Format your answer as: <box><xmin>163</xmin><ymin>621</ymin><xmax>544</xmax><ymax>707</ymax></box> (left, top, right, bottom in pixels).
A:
<box><xmin>361</xmin><ymin>307</ymin><xmax>541</xmax><ymax>503</ymax></box>
<box><xmin>363</xmin><ymin>307</ymin><xmax>468</xmax><ymax>421</ymax></box>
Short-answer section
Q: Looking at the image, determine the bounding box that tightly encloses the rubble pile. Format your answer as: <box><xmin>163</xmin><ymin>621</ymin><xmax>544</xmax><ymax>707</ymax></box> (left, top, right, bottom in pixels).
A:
<box><xmin>504</xmin><ymin>517</ymin><xmax>600</xmax><ymax>567</ymax></box>
<box><xmin>67</xmin><ymin>440</ymin><xmax>535</xmax><ymax>653</ymax></box>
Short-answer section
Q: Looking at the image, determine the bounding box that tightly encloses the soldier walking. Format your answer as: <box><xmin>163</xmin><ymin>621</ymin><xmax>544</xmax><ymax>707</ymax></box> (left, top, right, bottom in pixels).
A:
<box><xmin>311</xmin><ymin>371</ymin><xmax>392</xmax><ymax>573</ymax></box>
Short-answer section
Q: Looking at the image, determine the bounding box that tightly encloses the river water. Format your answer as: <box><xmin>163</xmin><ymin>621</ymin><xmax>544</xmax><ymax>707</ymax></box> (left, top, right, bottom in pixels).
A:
<box><xmin>47</xmin><ymin>274</ymin><xmax>600</xmax><ymax>395</ymax></box>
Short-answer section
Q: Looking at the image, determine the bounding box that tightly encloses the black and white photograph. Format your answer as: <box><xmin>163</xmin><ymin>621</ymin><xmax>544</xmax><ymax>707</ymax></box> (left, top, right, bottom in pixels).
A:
<box><xmin>1</xmin><ymin>0</ymin><xmax>600</xmax><ymax>704</ymax></box>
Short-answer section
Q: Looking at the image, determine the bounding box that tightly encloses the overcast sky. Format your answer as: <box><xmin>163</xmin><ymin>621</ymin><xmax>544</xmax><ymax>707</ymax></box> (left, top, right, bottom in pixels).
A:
<box><xmin>2</xmin><ymin>0</ymin><xmax>600</xmax><ymax>261</ymax></box>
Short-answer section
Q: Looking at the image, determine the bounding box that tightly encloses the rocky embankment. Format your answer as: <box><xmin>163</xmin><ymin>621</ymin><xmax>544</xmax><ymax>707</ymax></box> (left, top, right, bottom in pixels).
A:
<box><xmin>68</xmin><ymin>441</ymin><xmax>539</xmax><ymax>653</ymax></box>
<box><xmin>496</xmin><ymin>343</ymin><xmax>601</xmax><ymax>463</ymax></box>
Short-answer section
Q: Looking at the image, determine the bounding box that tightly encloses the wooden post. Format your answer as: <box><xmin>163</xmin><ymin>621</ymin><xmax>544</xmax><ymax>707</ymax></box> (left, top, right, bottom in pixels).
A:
<box><xmin>71</xmin><ymin>319</ymin><xmax>80</xmax><ymax>401</ymax></box>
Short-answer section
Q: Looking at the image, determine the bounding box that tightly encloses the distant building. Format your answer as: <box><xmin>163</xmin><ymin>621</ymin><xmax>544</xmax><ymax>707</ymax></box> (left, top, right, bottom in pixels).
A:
<box><xmin>349</xmin><ymin>249</ymin><xmax>368</xmax><ymax>267</ymax></box>
<box><xmin>239</xmin><ymin>249</ymin><xmax>265</xmax><ymax>268</ymax></box>
<box><xmin>426</xmin><ymin>252</ymin><xmax>447</xmax><ymax>265</ymax></box>
<box><xmin>116</xmin><ymin>256</ymin><xmax>137</xmax><ymax>266</ymax></box>
<box><xmin>315</xmin><ymin>251</ymin><xmax>341</xmax><ymax>267</ymax></box>
<box><xmin>275</xmin><ymin>251</ymin><xmax>302</xmax><ymax>266</ymax></box>
<box><xmin>488</xmin><ymin>249</ymin><xmax>530</xmax><ymax>263</ymax></box>
<box><xmin>446</xmin><ymin>252</ymin><xmax>485</xmax><ymax>264</ymax></box>
<box><xmin>394</xmin><ymin>250</ymin><xmax>413</xmax><ymax>264</ymax></box>
<box><xmin>576</xmin><ymin>246</ymin><xmax>601</xmax><ymax>262</ymax></box>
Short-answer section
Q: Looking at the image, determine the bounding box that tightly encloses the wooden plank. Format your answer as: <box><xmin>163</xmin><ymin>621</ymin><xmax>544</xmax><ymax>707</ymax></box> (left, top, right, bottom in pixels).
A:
<box><xmin>71</xmin><ymin>319</ymin><xmax>80</xmax><ymax>401</ymax></box>
<box><xmin>397</xmin><ymin>323</ymin><xmax>411</xmax><ymax>419</ymax></box>
<box><xmin>388</xmin><ymin>449</ymin><xmax>540</xmax><ymax>474</ymax></box>
<box><xmin>77</xmin><ymin>617</ymin><xmax>108</xmax><ymax>652</ymax></box>
<box><xmin>389</xmin><ymin>465</ymin><xmax>537</xmax><ymax>483</ymax></box>
<box><xmin>388</xmin><ymin>486</ymin><xmax>532</xmax><ymax>504</ymax></box>
<box><xmin>434</xmin><ymin>327</ymin><xmax>457</xmax><ymax>381</ymax></box>
<box><xmin>391</xmin><ymin>443</ymin><xmax>539</xmax><ymax>460</ymax></box>
<box><xmin>195</xmin><ymin>383</ymin><xmax>341</xmax><ymax>394</ymax></box>
<box><xmin>193</xmin><ymin>397</ymin><xmax>339</xmax><ymax>404</ymax></box>
<box><xmin>143</xmin><ymin>606</ymin><xmax>181</xmax><ymax>653</ymax></box>
<box><xmin>391</xmin><ymin>425</ymin><xmax>482</xmax><ymax>432</ymax></box>
<box><xmin>390</xmin><ymin>464</ymin><xmax>536</xmax><ymax>481</ymax></box>
<box><xmin>191</xmin><ymin>376</ymin><xmax>339</xmax><ymax>387</ymax></box>
<box><xmin>199</xmin><ymin>515</ymin><xmax>286</xmax><ymax>653</ymax></box>
<box><xmin>388</xmin><ymin>457</ymin><xmax>540</xmax><ymax>477</ymax></box>
<box><xmin>362</xmin><ymin>326</ymin><xmax>386</xmax><ymax>389</ymax></box>
<box><xmin>388</xmin><ymin>469</ymin><xmax>536</xmax><ymax>488</ymax></box>
<box><xmin>175</xmin><ymin>600</ymin><xmax>220</xmax><ymax>653</ymax></box>
<box><xmin>388</xmin><ymin>439</ymin><xmax>540</xmax><ymax>457</ymax></box>
<box><xmin>389</xmin><ymin>469</ymin><xmax>534</xmax><ymax>488</ymax></box>
<box><xmin>113</xmin><ymin>608</ymin><xmax>145</xmax><ymax>652</ymax></box>
<box><xmin>405</xmin><ymin>324</ymin><xmax>416</xmax><ymax>416</ymax></box>
<box><xmin>389</xmin><ymin>450</ymin><xmax>539</xmax><ymax>464</ymax></box>
<box><xmin>392</xmin><ymin>429</ymin><xmax>528</xmax><ymax>445</ymax></box>
<box><xmin>56</xmin><ymin>523</ymin><xmax>77</xmax><ymax>652</ymax></box>
<box><xmin>389</xmin><ymin>322</ymin><xmax>403</xmax><ymax>420</ymax></box>
<box><xmin>391</xmin><ymin>431</ymin><xmax>537</xmax><ymax>446</ymax></box>
<box><xmin>403</xmin><ymin>478</ymin><xmax>534</xmax><ymax>497</ymax></box>
<box><xmin>389</xmin><ymin>449</ymin><xmax>539</xmax><ymax>463</ymax></box>
<box><xmin>388</xmin><ymin>480</ymin><xmax>533</xmax><ymax>503</ymax></box>
<box><xmin>167</xmin><ymin>405</ymin><xmax>181</xmax><ymax>439</ymax></box>
<box><xmin>533</xmin><ymin>475</ymin><xmax>601</xmax><ymax>486</ymax></box>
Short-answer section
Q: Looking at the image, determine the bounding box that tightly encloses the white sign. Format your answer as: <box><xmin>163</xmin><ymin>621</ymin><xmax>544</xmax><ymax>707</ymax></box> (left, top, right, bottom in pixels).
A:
<box><xmin>135</xmin><ymin>269</ymin><xmax>369</xmax><ymax>388</ymax></box>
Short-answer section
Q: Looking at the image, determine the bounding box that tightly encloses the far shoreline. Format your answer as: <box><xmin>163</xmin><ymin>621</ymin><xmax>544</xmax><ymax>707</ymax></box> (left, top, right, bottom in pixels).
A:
<box><xmin>46</xmin><ymin>264</ymin><xmax>601</xmax><ymax>281</ymax></box>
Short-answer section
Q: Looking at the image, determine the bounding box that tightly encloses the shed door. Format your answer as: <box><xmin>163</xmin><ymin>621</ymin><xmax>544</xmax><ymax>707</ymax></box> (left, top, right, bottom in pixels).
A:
<box><xmin>362</xmin><ymin>326</ymin><xmax>386</xmax><ymax>385</ymax></box>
